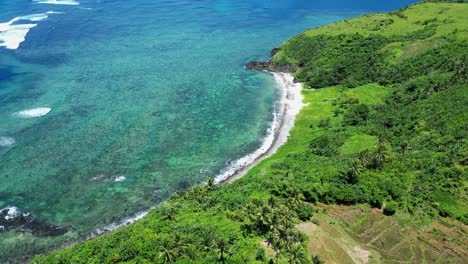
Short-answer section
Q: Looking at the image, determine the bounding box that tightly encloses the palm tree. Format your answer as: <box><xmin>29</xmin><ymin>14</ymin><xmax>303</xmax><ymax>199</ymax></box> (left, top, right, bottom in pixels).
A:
<box><xmin>288</xmin><ymin>188</ymin><xmax>305</xmax><ymax>208</ymax></box>
<box><xmin>190</xmin><ymin>185</ymin><xmax>206</xmax><ymax>207</ymax></box>
<box><xmin>184</xmin><ymin>243</ymin><xmax>199</xmax><ymax>260</ymax></box>
<box><xmin>372</xmin><ymin>137</ymin><xmax>388</xmax><ymax>169</ymax></box>
<box><xmin>347</xmin><ymin>159</ymin><xmax>363</xmax><ymax>184</ymax></box>
<box><xmin>160</xmin><ymin>206</ymin><xmax>176</xmax><ymax>221</ymax></box>
<box><xmin>206</xmin><ymin>177</ymin><xmax>216</xmax><ymax>191</ymax></box>
<box><xmin>287</xmin><ymin>242</ymin><xmax>309</xmax><ymax>264</ymax></box>
<box><xmin>158</xmin><ymin>238</ymin><xmax>179</xmax><ymax>264</ymax></box>
<box><xmin>277</xmin><ymin>216</ymin><xmax>294</xmax><ymax>236</ymax></box>
<box><xmin>267</xmin><ymin>196</ymin><xmax>277</xmax><ymax>209</ymax></box>
<box><xmin>199</xmin><ymin>228</ymin><xmax>215</xmax><ymax>251</ymax></box>
<box><xmin>213</xmin><ymin>237</ymin><xmax>233</xmax><ymax>264</ymax></box>
<box><xmin>272</xmin><ymin>248</ymin><xmax>281</xmax><ymax>264</ymax></box>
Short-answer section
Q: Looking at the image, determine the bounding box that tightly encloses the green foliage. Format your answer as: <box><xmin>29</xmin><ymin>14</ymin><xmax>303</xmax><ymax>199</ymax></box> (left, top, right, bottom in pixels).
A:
<box><xmin>33</xmin><ymin>2</ymin><xmax>467</xmax><ymax>263</ymax></box>
<box><xmin>308</xmin><ymin>134</ymin><xmax>344</xmax><ymax>157</ymax></box>
<box><xmin>255</xmin><ymin>249</ymin><xmax>266</xmax><ymax>261</ymax></box>
<box><xmin>271</xmin><ymin>0</ymin><xmax>467</xmax><ymax>223</ymax></box>
<box><xmin>343</xmin><ymin>104</ymin><xmax>370</xmax><ymax>126</ymax></box>
<box><xmin>311</xmin><ymin>255</ymin><xmax>325</xmax><ymax>264</ymax></box>
<box><xmin>384</xmin><ymin>201</ymin><xmax>398</xmax><ymax>216</ymax></box>
<box><xmin>296</xmin><ymin>203</ymin><xmax>315</xmax><ymax>221</ymax></box>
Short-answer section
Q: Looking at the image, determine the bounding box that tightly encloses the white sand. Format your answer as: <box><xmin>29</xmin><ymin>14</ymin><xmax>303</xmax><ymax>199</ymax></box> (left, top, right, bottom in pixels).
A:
<box><xmin>216</xmin><ymin>71</ymin><xmax>306</xmax><ymax>183</ymax></box>
<box><xmin>83</xmin><ymin>72</ymin><xmax>306</xmax><ymax>240</ymax></box>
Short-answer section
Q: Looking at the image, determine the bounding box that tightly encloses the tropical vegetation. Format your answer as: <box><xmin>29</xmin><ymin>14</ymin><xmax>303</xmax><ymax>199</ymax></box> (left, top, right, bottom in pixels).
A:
<box><xmin>33</xmin><ymin>1</ymin><xmax>467</xmax><ymax>263</ymax></box>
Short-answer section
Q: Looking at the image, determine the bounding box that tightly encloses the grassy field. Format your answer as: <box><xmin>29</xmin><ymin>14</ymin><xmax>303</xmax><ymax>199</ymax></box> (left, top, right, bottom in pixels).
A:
<box><xmin>298</xmin><ymin>3</ymin><xmax>468</xmax><ymax>39</ymax></box>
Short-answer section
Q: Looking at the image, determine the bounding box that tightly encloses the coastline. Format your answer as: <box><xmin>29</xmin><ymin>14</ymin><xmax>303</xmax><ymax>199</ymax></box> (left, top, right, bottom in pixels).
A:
<box><xmin>20</xmin><ymin>71</ymin><xmax>305</xmax><ymax>261</ymax></box>
<box><xmin>216</xmin><ymin>71</ymin><xmax>306</xmax><ymax>184</ymax></box>
<box><xmin>89</xmin><ymin>71</ymin><xmax>305</xmax><ymax>232</ymax></box>
<box><xmin>86</xmin><ymin>71</ymin><xmax>305</xmax><ymax>238</ymax></box>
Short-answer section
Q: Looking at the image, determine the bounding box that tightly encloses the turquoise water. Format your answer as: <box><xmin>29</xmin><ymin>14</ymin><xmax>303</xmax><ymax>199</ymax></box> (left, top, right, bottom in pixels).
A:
<box><xmin>0</xmin><ymin>0</ymin><xmax>416</xmax><ymax>261</ymax></box>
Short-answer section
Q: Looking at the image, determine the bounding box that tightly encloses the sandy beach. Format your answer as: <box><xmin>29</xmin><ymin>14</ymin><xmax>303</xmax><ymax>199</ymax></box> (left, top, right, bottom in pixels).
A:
<box><xmin>216</xmin><ymin>71</ymin><xmax>306</xmax><ymax>184</ymax></box>
<box><xmin>65</xmin><ymin>71</ymin><xmax>305</xmax><ymax>241</ymax></box>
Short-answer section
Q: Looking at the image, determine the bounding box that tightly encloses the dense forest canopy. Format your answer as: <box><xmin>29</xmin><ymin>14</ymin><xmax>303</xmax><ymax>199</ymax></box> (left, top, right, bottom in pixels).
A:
<box><xmin>272</xmin><ymin>1</ymin><xmax>467</xmax><ymax>222</ymax></box>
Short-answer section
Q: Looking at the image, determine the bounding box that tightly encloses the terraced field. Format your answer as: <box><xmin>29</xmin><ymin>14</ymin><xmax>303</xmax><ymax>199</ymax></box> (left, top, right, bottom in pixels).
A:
<box><xmin>298</xmin><ymin>205</ymin><xmax>467</xmax><ymax>263</ymax></box>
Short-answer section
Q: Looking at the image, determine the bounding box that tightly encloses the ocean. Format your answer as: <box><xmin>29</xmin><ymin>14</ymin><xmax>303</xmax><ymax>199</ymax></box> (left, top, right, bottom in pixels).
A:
<box><xmin>0</xmin><ymin>0</ymin><xmax>416</xmax><ymax>261</ymax></box>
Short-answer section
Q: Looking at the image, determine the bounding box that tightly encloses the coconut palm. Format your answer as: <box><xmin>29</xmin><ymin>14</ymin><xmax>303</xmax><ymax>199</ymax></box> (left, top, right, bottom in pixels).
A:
<box><xmin>287</xmin><ymin>242</ymin><xmax>309</xmax><ymax>264</ymax></box>
<box><xmin>213</xmin><ymin>237</ymin><xmax>233</xmax><ymax>264</ymax></box>
<box><xmin>347</xmin><ymin>159</ymin><xmax>363</xmax><ymax>184</ymax></box>
<box><xmin>199</xmin><ymin>228</ymin><xmax>215</xmax><ymax>250</ymax></box>
<box><xmin>206</xmin><ymin>177</ymin><xmax>216</xmax><ymax>191</ymax></box>
<box><xmin>267</xmin><ymin>196</ymin><xmax>277</xmax><ymax>209</ymax></box>
<box><xmin>288</xmin><ymin>187</ymin><xmax>305</xmax><ymax>208</ymax></box>
<box><xmin>272</xmin><ymin>248</ymin><xmax>281</xmax><ymax>264</ymax></box>
<box><xmin>158</xmin><ymin>238</ymin><xmax>179</xmax><ymax>264</ymax></box>
<box><xmin>184</xmin><ymin>243</ymin><xmax>200</xmax><ymax>260</ymax></box>
<box><xmin>160</xmin><ymin>206</ymin><xmax>177</xmax><ymax>221</ymax></box>
<box><xmin>372</xmin><ymin>137</ymin><xmax>388</xmax><ymax>169</ymax></box>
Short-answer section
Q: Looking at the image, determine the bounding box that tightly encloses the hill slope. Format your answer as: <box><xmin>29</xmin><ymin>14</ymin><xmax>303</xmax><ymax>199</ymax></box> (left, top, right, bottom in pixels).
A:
<box><xmin>33</xmin><ymin>1</ymin><xmax>467</xmax><ymax>263</ymax></box>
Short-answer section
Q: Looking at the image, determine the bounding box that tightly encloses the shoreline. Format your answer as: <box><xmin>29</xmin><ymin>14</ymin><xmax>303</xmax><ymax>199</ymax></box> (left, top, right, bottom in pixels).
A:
<box><xmin>85</xmin><ymin>71</ymin><xmax>305</xmax><ymax>237</ymax></box>
<box><xmin>20</xmin><ymin>71</ymin><xmax>305</xmax><ymax>262</ymax></box>
<box><xmin>216</xmin><ymin>71</ymin><xmax>306</xmax><ymax>184</ymax></box>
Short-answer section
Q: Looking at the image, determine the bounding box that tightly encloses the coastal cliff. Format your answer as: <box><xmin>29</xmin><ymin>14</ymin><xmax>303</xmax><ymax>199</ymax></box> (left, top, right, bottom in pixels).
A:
<box><xmin>33</xmin><ymin>1</ymin><xmax>467</xmax><ymax>263</ymax></box>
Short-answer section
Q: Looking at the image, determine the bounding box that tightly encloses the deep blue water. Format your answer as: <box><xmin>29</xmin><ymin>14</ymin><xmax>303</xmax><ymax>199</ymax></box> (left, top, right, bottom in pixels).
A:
<box><xmin>0</xmin><ymin>0</ymin><xmax>416</xmax><ymax>261</ymax></box>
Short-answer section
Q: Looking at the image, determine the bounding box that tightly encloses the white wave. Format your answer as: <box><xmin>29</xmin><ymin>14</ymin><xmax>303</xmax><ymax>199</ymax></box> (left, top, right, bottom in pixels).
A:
<box><xmin>114</xmin><ymin>176</ymin><xmax>126</xmax><ymax>182</ymax></box>
<box><xmin>0</xmin><ymin>20</ymin><xmax>37</xmax><ymax>50</ymax></box>
<box><xmin>13</xmin><ymin>107</ymin><xmax>51</xmax><ymax>118</ymax></box>
<box><xmin>90</xmin><ymin>174</ymin><xmax>127</xmax><ymax>182</ymax></box>
<box><xmin>2</xmin><ymin>206</ymin><xmax>20</xmax><ymax>220</ymax></box>
<box><xmin>214</xmin><ymin>72</ymin><xmax>305</xmax><ymax>184</ymax></box>
<box><xmin>214</xmin><ymin>93</ymin><xmax>284</xmax><ymax>184</ymax></box>
<box><xmin>214</xmin><ymin>114</ymin><xmax>281</xmax><ymax>184</ymax></box>
<box><xmin>88</xmin><ymin>211</ymin><xmax>149</xmax><ymax>239</ymax></box>
<box><xmin>0</xmin><ymin>12</ymin><xmax>58</xmax><ymax>50</ymax></box>
<box><xmin>33</xmin><ymin>0</ymin><xmax>79</xmax><ymax>5</ymax></box>
<box><xmin>0</xmin><ymin>137</ymin><xmax>16</xmax><ymax>147</ymax></box>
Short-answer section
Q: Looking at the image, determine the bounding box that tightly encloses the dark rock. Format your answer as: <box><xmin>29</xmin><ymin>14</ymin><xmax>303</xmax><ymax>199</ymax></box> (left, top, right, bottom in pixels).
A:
<box><xmin>270</xmin><ymin>47</ymin><xmax>281</xmax><ymax>57</ymax></box>
<box><xmin>245</xmin><ymin>60</ymin><xmax>271</xmax><ymax>71</ymax></box>
<box><xmin>0</xmin><ymin>206</ymin><xmax>67</xmax><ymax>236</ymax></box>
<box><xmin>245</xmin><ymin>46</ymin><xmax>295</xmax><ymax>73</ymax></box>
<box><xmin>245</xmin><ymin>59</ymin><xmax>294</xmax><ymax>73</ymax></box>
<box><xmin>26</xmin><ymin>222</ymin><xmax>68</xmax><ymax>237</ymax></box>
<box><xmin>0</xmin><ymin>207</ymin><xmax>31</xmax><ymax>230</ymax></box>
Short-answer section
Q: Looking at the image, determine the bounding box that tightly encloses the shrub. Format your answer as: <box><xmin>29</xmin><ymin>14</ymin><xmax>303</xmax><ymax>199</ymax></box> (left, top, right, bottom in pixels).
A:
<box><xmin>384</xmin><ymin>201</ymin><xmax>398</xmax><ymax>216</ymax></box>
<box><xmin>296</xmin><ymin>203</ymin><xmax>315</xmax><ymax>221</ymax></box>
<box><xmin>255</xmin><ymin>249</ymin><xmax>266</xmax><ymax>261</ymax></box>
<box><xmin>343</xmin><ymin>104</ymin><xmax>370</xmax><ymax>126</ymax></box>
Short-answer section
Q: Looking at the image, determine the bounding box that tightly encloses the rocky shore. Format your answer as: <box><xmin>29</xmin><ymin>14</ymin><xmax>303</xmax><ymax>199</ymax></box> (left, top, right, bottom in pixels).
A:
<box><xmin>0</xmin><ymin>206</ymin><xmax>67</xmax><ymax>236</ymax></box>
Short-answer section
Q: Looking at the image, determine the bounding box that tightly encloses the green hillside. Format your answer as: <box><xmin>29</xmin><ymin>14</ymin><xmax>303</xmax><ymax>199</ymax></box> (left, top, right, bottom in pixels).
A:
<box><xmin>33</xmin><ymin>1</ymin><xmax>467</xmax><ymax>263</ymax></box>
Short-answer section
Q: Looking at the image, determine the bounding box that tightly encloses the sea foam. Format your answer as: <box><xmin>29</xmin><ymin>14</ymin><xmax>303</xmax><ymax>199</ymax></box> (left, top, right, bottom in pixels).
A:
<box><xmin>2</xmin><ymin>206</ymin><xmax>20</xmax><ymax>220</ymax></box>
<box><xmin>214</xmin><ymin>72</ymin><xmax>305</xmax><ymax>184</ymax></box>
<box><xmin>0</xmin><ymin>12</ymin><xmax>57</xmax><ymax>50</ymax></box>
<box><xmin>13</xmin><ymin>107</ymin><xmax>51</xmax><ymax>118</ymax></box>
<box><xmin>89</xmin><ymin>211</ymin><xmax>149</xmax><ymax>238</ymax></box>
<box><xmin>33</xmin><ymin>0</ymin><xmax>79</xmax><ymax>5</ymax></box>
<box><xmin>0</xmin><ymin>137</ymin><xmax>16</xmax><ymax>147</ymax></box>
<box><xmin>114</xmin><ymin>176</ymin><xmax>126</xmax><ymax>182</ymax></box>
<box><xmin>214</xmin><ymin>110</ymin><xmax>281</xmax><ymax>184</ymax></box>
